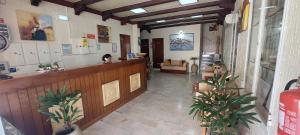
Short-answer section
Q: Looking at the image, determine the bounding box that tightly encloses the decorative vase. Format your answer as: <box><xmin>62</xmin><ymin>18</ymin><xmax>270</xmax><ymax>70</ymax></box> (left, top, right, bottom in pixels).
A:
<box><xmin>55</xmin><ymin>125</ymin><xmax>83</xmax><ymax>135</ymax></box>
<box><xmin>190</xmin><ymin>57</ymin><xmax>199</xmax><ymax>75</ymax></box>
<box><xmin>191</xmin><ymin>63</ymin><xmax>198</xmax><ymax>74</ymax></box>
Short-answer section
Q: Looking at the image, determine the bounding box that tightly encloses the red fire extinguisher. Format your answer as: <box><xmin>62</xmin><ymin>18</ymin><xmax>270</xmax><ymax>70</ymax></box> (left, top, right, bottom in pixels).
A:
<box><xmin>278</xmin><ymin>79</ymin><xmax>300</xmax><ymax>135</ymax></box>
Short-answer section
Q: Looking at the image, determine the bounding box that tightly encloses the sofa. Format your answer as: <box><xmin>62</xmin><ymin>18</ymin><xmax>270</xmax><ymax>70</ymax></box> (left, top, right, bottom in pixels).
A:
<box><xmin>160</xmin><ymin>59</ymin><xmax>189</xmax><ymax>74</ymax></box>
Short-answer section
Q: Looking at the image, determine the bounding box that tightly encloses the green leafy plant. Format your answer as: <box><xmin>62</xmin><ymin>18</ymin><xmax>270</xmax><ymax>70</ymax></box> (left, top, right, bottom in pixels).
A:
<box><xmin>45</xmin><ymin>63</ymin><xmax>52</xmax><ymax>69</ymax></box>
<box><xmin>38</xmin><ymin>86</ymin><xmax>82</xmax><ymax>134</ymax></box>
<box><xmin>189</xmin><ymin>72</ymin><xmax>260</xmax><ymax>135</ymax></box>
<box><xmin>190</xmin><ymin>57</ymin><xmax>199</xmax><ymax>64</ymax></box>
<box><xmin>38</xmin><ymin>64</ymin><xmax>45</xmax><ymax>69</ymax></box>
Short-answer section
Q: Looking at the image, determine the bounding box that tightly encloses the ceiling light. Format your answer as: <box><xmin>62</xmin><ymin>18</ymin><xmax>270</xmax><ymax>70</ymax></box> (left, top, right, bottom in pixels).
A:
<box><xmin>156</xmin><ymin>20</ymin><xmax>166</xmax><ymax>23</ymax></box>
<box><xmin>179</xmin><ymin>0</ymin><xmax>198</xmax><ymax>5</ymax></box>
<box><xmin>130</xmin><ymin>8</ymin><xmax>147</xmax><ymax>14</ymax></box>
<box><xmin>191</xmin><ymin>15</ymin><xmax>203</xmax><ymax>18</ymax></box>
<box><xmin>58</xmin><ymin>15</ymin><xmax>69</xmax><ymax>21</ymax></box>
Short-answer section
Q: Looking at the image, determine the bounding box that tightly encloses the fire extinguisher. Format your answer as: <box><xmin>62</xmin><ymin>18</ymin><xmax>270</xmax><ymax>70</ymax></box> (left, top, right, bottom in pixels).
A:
<box><xmin>278</xmin><ymin>78</ymin><xmax>300</xmax><ymax>135</ymax></box>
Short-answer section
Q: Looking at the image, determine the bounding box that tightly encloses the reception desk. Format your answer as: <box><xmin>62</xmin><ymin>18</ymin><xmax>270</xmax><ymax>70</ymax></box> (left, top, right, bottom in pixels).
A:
<box><xmin>0</xmin><ymin>59</ymin><xmax>147</xmax><ymax>135</ymax></box>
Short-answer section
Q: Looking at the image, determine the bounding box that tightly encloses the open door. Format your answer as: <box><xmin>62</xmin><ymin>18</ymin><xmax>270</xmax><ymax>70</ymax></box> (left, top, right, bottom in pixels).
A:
<box><xmin>120</xmin><ymin>34</ymin><xmax>131</xmax><ymax>60</ymax></box>
<box><xmin>141</xmin><ymin>39</ymin><xmax>149</xmax><ymax>57</ymax></box>
<box><xmin>152</xmin><ymin>38</ymin><xmax>164</xmax><ymax>68</ymax></box>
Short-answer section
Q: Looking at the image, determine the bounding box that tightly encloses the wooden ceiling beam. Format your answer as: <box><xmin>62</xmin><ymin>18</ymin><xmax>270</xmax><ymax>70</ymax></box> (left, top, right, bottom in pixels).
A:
<box><xmin>75</xmin><ymin>0</ymin><xmax>104</xmax><ymax>6</ymax></box>
<box><xmin>43</xmin><ymin>0</ymin><xmax>75</xmax><ymax>8</ymax></box>
<box><xmin>74</xmin><ymin>0</ymin><xmax>104</xmax><ymax>15</ymax></box>
<box><xmin>144</xmin><ymin>20</ymin><xmax>218</xmax><ymax>30</ymax></box>
<box><xmin>145</xmin><ymin>16</ymin><xmax>219</xmax><ymax>27</ymax></box>
<box><xmin>43</xmin><ymin>0</ymin><xmax>126</xmax><ymax>22</ymax></box>
<box><xmin>102</xmin><ymin>0</ymin><xmax>177</xmax><ymax>15</ymax></box>
<box><xmin>31</xmin><ymin>0</ymin><xmax>42</xmax><ymax>6</ymax></box>
<box><xmin>133</xmin><ymin>9</ymin><xmax>226</xmax><ymax>25</ymax></box>
<box><xmin>219</xmin><ymin>0</ymin><xmax>235</xmax><ymax>10</ymax></box>
<box><xmin>123</xmin><ymin>1</ymin><xmax>220</xmax><ymax>20</ymax></box>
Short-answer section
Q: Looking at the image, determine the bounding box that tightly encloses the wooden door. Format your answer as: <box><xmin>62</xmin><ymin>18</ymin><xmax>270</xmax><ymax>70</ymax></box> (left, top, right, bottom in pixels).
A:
<box><xmin>141</xmin><ymin>39</ymin><xmax>149</xmax><ymax>57</ymax></box>
<box><xmin>152</xmin><ymin>38</ymin><xmax>164</xmax><ymax>68</ymax></box>
<box><xmin>120</xmin><ymin>34</ymin><xmax>131</xmax><ymax>60</ymax></box>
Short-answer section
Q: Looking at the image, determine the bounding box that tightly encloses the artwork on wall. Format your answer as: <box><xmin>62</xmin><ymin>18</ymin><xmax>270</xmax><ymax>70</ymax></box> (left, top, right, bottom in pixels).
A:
<box><xmin>97</xmin><ymin>43</ymin><xmax>101</xmax><ymax>50</ymax></box>
<box><xmin>112</xmin><ymin>43</ymin><xmax>117</xmax><ymax>53</ymax></box>
<box><xmin>169</xmin><ymin>33</ymin><xmax>194</xmax><ymax>51</ymax></box>
<box><xmin>97</xmin><ymin>25</ymin><xmax>111</xmax><ymax>43</ymax></box>
<box><xmin>16</xmin><ymin>10</ymin><xmax>55</xmax><ymax>41</ymax></box>
<box><xmin>62</xmin><ymin>44</ymin><xmax>72</xmax><ymax>55</ymax></box>
<box><xmin>240</xmin><ymin>0</ymin><xmax>250</xmax><ymax>32</ymax></box>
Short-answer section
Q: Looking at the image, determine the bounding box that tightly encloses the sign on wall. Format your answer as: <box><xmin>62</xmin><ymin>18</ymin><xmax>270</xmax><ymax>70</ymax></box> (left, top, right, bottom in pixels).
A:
<box><xmin>169</xmin><ymin>33</ymin><xmax>194</xmax><ymax>51</ymax></box>
<box><xmin>97</xmin><ymin>25</ymin><xmax>111</xmax><ymax>43</ymax></box>
<box><xmin>16</xmin><ymin>10</ymin><xmax>55</xmax><ymax>41</ymax></box>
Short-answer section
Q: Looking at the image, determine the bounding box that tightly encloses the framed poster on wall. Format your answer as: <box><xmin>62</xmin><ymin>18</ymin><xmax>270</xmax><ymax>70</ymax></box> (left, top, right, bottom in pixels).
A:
<box><xmin>97</xmin><ymin>25</ymin><xmax>111</xmax><ymax>43</ymax></box>
<box><xmin>169</xmin><ymin>33</ymin><xmax>194</xmax><ymax>51</ymax></box>
<box><xmin>112</xmin><ymin>43</ymin><xmax>117</xmax><ymax>53</ymax></box>
<box><xmin>16</xmin><ymin>10</ymin><xmax>55</xmax><ymax>41</ymax></box>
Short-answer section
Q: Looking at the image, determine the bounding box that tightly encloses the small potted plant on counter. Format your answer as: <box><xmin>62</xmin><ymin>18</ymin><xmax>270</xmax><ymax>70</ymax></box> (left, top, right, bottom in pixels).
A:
<box><xmin>189</xmin><ymin>72</ymin><xmax>260</xmax><ymax>135</ymax></box>
<box><xmin>38</xmin><ymin>64</ymin><xmax>46</xmax><ymax>71</ymax></box>
<box><xmin>38</xmin><ymin>86</ymin><xmax>83</xmax><ymax>135</ymax></box>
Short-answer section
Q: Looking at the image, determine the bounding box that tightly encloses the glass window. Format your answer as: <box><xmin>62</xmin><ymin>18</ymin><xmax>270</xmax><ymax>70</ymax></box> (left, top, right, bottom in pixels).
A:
<box><xmin>255</xmin><ymin>0</ymin><xmax>285</xmax><ymax>123</ymax></box>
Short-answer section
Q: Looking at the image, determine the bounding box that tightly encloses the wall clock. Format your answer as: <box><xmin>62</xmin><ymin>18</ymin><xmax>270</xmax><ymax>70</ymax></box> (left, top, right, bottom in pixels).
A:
<box><xmin>0</xmin><ymin>35</ymin><xmax>8</xmax><ymax>53</ymax></box>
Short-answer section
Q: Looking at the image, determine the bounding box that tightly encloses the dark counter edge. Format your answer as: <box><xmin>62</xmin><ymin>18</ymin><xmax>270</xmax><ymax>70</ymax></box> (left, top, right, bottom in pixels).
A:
<box><xmin>0</xmin><ymin>58</ymin><xmax>146</xmax><ymax>93</ymax></box>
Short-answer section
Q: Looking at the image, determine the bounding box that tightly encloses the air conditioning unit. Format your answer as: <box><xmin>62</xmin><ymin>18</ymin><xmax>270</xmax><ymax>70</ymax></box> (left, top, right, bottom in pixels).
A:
<box><xmin>225</xmin><ymin>13</ymin><xmax>239</xmax><ymax>24</ymax></box>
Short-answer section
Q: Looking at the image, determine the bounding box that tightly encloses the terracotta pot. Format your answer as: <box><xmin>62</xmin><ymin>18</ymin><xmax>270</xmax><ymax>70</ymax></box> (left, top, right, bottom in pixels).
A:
<box><xmin>54</xmin><ymin>125</ymin><xmax>83</xmax><ymax>135</ymax></box>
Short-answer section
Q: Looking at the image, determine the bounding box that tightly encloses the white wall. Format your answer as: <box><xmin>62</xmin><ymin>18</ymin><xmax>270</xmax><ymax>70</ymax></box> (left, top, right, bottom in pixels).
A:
<box><xmin>0</xmin><ymin>0</ymin><xmax>140</xmax><ymax>74</ymax></box>
<box><xmin>222</xmin><ymin>0</ymin><xmax>300</xmax><ymax>135</ymax></box>
<box><xmin>141</xmin><ymin>24</ymin><xmax>201</xmax><ymax>70</ymax></box>
<box><xmin>268</xmin><ymin>0</ymin><xmax>300</xmax><ymax>134</ymax></box>
<box><xmin>222</xmin><ymin>23</ymin><xmax>233</xmax><ymax>69</ymax></box>
<box><xmin>222</xmin><ymin>0</ymin><xmax>268</xmax><ymax>134</ymax></box>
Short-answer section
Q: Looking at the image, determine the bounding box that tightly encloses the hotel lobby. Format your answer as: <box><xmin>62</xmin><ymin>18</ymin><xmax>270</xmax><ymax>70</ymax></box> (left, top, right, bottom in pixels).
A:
<box><xmin>0</xmin><ymin>0</ymin><xmax>300</xmax><ymax>135</ymax></box>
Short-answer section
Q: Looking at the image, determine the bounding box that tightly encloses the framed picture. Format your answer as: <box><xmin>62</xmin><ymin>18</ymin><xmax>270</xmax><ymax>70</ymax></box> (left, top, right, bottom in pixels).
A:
<box><xmin>97</xmin><ymin>43</ymin><xmax>101</xmax><ymax>50</ymax></box>
<box><xmin>97</xmin><ymin>25</ymin><xmax>111</xmax><ymax>43</ymax></box>
<box><xmin>240</xmin><ymin>0</ymin><xmax>250</xmax><ymax>32</ymax></box>
<box><xmin>16</xmin><ymin>10</ymin><xmax>55</xmax><ymax>41</ymax></box>
<box><xmin>169</xmin><ymin>33</ymin><xmax>194</xmax><ymax>51</ymax></box>
<box><xmin>62</xmin><ymin>44</ymin><xmax>72</xmax><ymax>55</ymax></box>
<box><xmin>112</xmin><ymin>43</ymin><xmax>117</xmax><ymax>53</ymax></box>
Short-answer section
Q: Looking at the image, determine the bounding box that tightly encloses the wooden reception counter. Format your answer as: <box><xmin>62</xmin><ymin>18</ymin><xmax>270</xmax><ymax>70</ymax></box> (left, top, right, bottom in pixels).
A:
<box><xmin>0</xmin><ymin>58</ymin><xmax>147</xmax><ymax>135</ymax></box>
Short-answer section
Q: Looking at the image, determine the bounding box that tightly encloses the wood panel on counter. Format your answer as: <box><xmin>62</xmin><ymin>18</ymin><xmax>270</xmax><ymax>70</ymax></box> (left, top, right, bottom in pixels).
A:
<box><xmin>0</xmin><ymin>59</ymin><xmax>147</xmax><ymax>135</ymax></box>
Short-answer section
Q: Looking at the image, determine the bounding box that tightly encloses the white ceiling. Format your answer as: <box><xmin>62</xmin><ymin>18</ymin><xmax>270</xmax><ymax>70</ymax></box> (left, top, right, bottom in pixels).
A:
<box><xmin>66</xmin><ymin>0</ymin><xmax>222</xmax><ymax>24</ymax></box>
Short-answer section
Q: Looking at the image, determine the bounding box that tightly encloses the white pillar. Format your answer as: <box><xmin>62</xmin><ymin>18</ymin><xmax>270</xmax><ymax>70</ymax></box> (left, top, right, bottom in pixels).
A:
<box><xmin>242</xmin><ymin>0</ymin><xmax>254</xmax><ymax>88</ymax></box>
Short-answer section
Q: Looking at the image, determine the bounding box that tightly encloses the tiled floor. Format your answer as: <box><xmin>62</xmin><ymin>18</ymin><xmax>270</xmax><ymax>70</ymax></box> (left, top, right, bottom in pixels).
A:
<box><xmin>83</xmin><ymin>71</ymin><xmax>202</xmax><ymax>135</ymax></box>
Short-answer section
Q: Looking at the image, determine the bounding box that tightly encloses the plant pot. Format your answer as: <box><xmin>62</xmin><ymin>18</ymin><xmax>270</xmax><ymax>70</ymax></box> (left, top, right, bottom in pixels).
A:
<box><xmin>54</xmin><ymin>125</ymin><xmax>83</xmax><ymax>135</ymax></box>
<box><xmin>191</xmin><ymin>63</ymin><xmax>198</xmax><ymax>74</ymax></box>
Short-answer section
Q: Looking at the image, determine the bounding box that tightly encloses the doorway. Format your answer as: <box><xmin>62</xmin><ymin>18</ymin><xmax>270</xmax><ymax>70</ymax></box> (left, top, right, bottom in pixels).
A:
<box><xmin>141</xmin><ymin>39</ymin><xmax>149</xmax><ymax>57</ymax></box>
<box><xmin>120</xmin><ymin>34</ymin><xmax>131</xmax><ymax>60</ymax></box>
<box><xmin>152</xmin><ymin>38</ymin><xmax>164</xmax><ymax>68</ymax></box>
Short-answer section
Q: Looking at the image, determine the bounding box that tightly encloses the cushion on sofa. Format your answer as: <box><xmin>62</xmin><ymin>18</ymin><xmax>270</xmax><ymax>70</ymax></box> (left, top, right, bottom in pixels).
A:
<box><xmin>171</xmin><ymin>60</ymin><xmax>183</xmax><ymax>66</ymax></box>
<box><xmin>161</xmin><ymin>65</ymin><xmax>186</xmax><ymax>71</ymax></box>
<box><xmin>164</xmin><ymin>59</ymin><xmax>171</xmax><ymax>66</ymax></box>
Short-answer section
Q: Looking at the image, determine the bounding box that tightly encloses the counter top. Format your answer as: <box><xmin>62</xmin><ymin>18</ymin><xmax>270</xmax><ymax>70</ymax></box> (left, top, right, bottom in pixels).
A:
<box><xmin>0</xmin><ymin>58</ymin><xmax>146</xmax><ymax>92</ymax></box>
<box><xmin>0</xmin><ymin>57</ymin><xmax>147</xmax><ymax>135</ymax></box>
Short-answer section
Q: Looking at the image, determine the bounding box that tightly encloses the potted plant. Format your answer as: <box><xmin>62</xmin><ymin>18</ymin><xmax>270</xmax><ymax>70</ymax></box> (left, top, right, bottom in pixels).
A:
<box><xmin>189</xmin><ymin>72</ymin><xmax>260</xmax><ymax>135</ymax></box>
<box><xmin>38</xmin><ymin>86</ymin><xmax>83</xmax><ymax>135</ymax></box>
<box><xmin>45</xmin><ymin>63</ymin><xmax>52</xmax><ymax>70</ymax></box>
<box><xmin>38</xmin><ymin>64</ymin><xmax>45</xmax><ymax>71</ymax></box>
<box><xmin>190</xmin><ymin>57</ymin><xmax>199</xmax><ymax>74</ymax></box>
